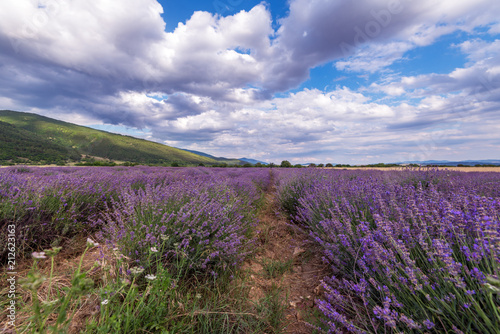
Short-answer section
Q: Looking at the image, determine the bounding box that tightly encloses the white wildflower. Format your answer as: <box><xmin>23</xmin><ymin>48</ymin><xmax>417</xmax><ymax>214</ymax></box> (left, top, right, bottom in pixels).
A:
<box><xmin>86</xmin><ymin>238</ymin><xmax>99</xmax><ymax>248</ymax></box>
<box><xmin>32</xmin><ymin>252</ymin><xmax>47</xmax><ymax>259</ymax></box>
<box><xmin>150</xmin><ymin>247</ymin><xmax>158</xmax><ymax>253</ymax></box>
<box><xmin>101</xmin><ymin>299</ymin><xmax>109</xmax><ymax>305</ymax></box>
<box><xmin>145</xmin><ymin>274</ymin><xmax>157</xmax><ymax>281</ymax></box>
<box><xmin>485</xmin><ymin>283</ymin><xmax>500</xmax><ymax>294</ymax></box>
<box><xmin>42</xmin><ymin>299</ymin><xmax>59</xmax><ymax>307</ymax></box>
<box><xmin>195</xmin><ymin>293</ymin><xmax>202</xmax><ymax>299</ymax></box>
<box><xmin>160</xmin><ymin>234</ymin><xmax>169</xmax><ymax>241</ymax></box>
<box><xmin>129</xmin><ymin>267</ymin><xmax>145</xmax><ymax>275</ymax></box>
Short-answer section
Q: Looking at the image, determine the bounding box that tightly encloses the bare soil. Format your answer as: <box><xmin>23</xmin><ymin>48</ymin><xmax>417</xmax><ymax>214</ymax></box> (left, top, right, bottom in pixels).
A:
<box><xmin>240</xmin><ymin>188</ymin><xmax>329</xmax><ymax>333</ymax></box>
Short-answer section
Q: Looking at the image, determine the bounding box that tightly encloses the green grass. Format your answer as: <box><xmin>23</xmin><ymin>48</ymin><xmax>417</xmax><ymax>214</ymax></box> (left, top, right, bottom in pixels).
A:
<box><xmin>0</xmin><ymin>110</ymin><xmax>236</xmax><ymax>165</ymax></box>
<box><xmin>16</xmin><ymin>242</ymin><xmax>289</xmax><ymax>334</ymax></box>
<box><xmin>253</xmin><ymin>283</ymin><xmax>288</xmax><ymax>333</ymax></box>
<box><xmin>261</xmin><ymin>258</ymin><xmax>294</xmax><ymax>279</ymax></box>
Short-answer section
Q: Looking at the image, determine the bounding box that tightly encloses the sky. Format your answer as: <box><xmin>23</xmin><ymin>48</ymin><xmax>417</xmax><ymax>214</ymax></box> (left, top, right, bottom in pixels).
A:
<box><xmin>0</xmin><ymin>0</ymin><xmax>499</xmax><ymax>164</ymax></box>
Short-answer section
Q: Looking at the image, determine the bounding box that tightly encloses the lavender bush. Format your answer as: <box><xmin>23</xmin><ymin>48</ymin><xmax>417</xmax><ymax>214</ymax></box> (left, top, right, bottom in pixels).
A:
<box><xmin>0</xmin><ymin>167</ymin><xmax>123</xmax><ymax>262</ymax></box>
<box><xmin>0</xmin><ymin>166</ymin><xmax>271</xmax><ymax>279</ymax></box>
<box><xmin>277</xmin><ymin>168</ymin><xmax>500</xmax><ymax>333</ymax></box>
<box><xmin>1</xmin><ymin>166</ymin><xmax>277</xmax><ymax>333</ymax></box>
<box><xmin>96</xmin><ymin>169</ymin><xmax>267</xmax><ymax>278</ymax></box>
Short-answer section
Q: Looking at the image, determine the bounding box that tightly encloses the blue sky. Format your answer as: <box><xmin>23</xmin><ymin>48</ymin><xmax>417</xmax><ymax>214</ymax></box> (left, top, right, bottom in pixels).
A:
<box><xmin>0</xmin><ymin>0</ymin><xmax>499</xmax><ymax>164</ymax></box>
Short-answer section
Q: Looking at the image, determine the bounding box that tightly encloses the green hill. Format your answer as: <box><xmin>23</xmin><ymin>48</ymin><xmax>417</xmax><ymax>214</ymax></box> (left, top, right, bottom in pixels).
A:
<box><xmin>0</xmin><ymin>110</ymin><xmax>232</xmax><ymax>165</ymax></box>
<box><xmin>0</xmin><ymin>120</ymin><xmax>81</xmax><ymax>164</ymax></box>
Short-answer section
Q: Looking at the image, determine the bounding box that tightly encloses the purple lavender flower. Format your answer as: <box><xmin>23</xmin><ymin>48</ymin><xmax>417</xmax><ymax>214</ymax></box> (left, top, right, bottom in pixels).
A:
<box><xmin>423</xmin><ymin>319</ymin><xmax>435</xmax><ymax>329</ymax></box>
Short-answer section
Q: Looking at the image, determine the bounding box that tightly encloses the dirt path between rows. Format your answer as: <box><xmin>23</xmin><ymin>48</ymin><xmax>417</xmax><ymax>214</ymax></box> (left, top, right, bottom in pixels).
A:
<box><xmin>241</xmin><ymin>181</ymin><xmax>329</xmax><ymax>333</ymax></box>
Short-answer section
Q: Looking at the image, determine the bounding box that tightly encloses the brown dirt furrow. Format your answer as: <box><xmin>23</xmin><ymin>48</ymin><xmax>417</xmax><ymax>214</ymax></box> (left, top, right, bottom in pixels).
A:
<box><xmin>241</xmin><ymin>185</ymin><xmax>329</xmax><ymax>333</ymax></box>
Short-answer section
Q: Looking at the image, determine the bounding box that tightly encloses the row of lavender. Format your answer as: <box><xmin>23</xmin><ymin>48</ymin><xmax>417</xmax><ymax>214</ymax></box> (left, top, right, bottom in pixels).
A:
<box><xmin>0</xmin><ymin>166</ymin><xmax>271</xmax><ymax>278</ymax></box>
<box><xmin>276</xmin><ymin>168</ymin><xmax>500</xmax><ymax>333</ymax></box>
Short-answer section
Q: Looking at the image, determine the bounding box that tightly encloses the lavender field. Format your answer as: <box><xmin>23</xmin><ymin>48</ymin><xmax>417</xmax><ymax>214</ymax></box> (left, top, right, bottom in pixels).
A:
<box><xmin>276</xmin><ymin>168</ymin><xmax>500</xmax><ymax>333</ymax></box>
<box><xmin>1</xmin><ymin>166</ymin><xmax>500</xmax><ymax>333</ymax></box>
<box><xmin>0</xmin><ymin>167</ymin><xmax>270</xmax><ymax>268</ymax></box>
<box><xmin>1</xmin><ymin>166</ymin><xmax>272</xmax><ymax>332</ymax></box>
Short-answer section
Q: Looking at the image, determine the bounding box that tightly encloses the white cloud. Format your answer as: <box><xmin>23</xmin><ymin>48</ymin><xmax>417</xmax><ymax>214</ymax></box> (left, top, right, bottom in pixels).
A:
<box><xmin>275</xmin><ymin>0</ymin><xmax>500</xmax><ymax>74</ymax></box>
<box><xmin>490</xmin><ymin>23</ymin><xmax>500</xmax><ymax>34</ymax></box>
<box><xmin>0</xmin><ymin>1</ymin><xmax>273</xmax><ymax>99</ymax></box>
<box><xmin>142</xmin><ymin>87</ymin><xmax>403</xmax><ymax>161</ymax></box>
<box><xmin>1</xmin><ymin>0</ymin><xmax>499</xmax><ymax>101</ymax></box>
<box><xmin>335</xmin><ymin>42</ymin><xmax>412</xmax><ymax>73</ymax></box>
<box><xmin>0</xmin><ymin>0</ymin><xmax>499</xmax><ymax>163</ymax></box>
<box><xmin>370</xmin><ymin>39</ymin><xmax>500</xmax><ymax>102</ymax></box>
<box><xmin>458</xmin><ymin>39</ymin><xmax>500</xmax><ymax>63</ymax></box>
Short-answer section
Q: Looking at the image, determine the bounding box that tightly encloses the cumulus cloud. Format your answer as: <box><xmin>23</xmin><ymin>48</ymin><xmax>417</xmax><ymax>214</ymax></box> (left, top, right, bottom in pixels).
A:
<box><xmin>0</xmin><ymin>1</ymin><xmax>273</xmax><ymax>107</ymax></box>
<box><xmin>3</xmin><ymin>0</ymin><xmax>498</xmax><ymax>108</ymax></box>
<box><xmin>273</xmin><ymin>0</ymin><xmax>500</xmax><ymax>76</ymax></box>
<box><xmin>370</xmin><ymin>39</ymin><xmax>500</xmax><ymax>101</ymax></box>
<box><xmin>0</xmin><ymin>0</ymin><xmax>499</xmax><ymax>163</ymax></box>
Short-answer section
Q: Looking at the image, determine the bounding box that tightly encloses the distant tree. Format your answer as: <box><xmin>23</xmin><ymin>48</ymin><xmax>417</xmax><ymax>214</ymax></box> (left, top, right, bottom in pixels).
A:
<box><xmin>268</xmin><ymin>163</ymin><xmax>276</xmax><ymax>168</ymax></box>
<box><xmin>280</xmin><ymin>160</ymin><xmax>292</xmax><ymax>168</ymax></box>
<box><xmin>198</xmin><ymin>163</ymin><xmax>205</xmax><ymax>167</ymax></box>
<box><xmin>308</xmin><ymin>163</ymin><xmax>317</xmax><ymax>167</ymax></box>
<box><xmin>325</xmin><ymin>163</ymin><xmax>333</xmax><ymax>167</ymax></box>
<box><xmin>294</xmin><ymin>164</ymin><xmax>303</xmax><ymax>168</ymax></box>
<box><xmin>317</xmin><ymin>163</ymin><xmax>324</xmax><ymax>167</ymax></box>
<box><xmin>171</xmin><ymin>162</ymin><xmax>180</xmax><ymax>167</ymax></box>
<box><xmin>255</xmin><ymin>162</ymin><xmax>263</xmax><ymax>167</ymax></box>
<box><xmin>76</xmin><ymin>160</ymin><xmax>116</xmax><ymax>166</ymax></box>
<box><xmin>243</xmin><ymin>163</ymin><xmax>252</xmax><ymax>168</ymax></box>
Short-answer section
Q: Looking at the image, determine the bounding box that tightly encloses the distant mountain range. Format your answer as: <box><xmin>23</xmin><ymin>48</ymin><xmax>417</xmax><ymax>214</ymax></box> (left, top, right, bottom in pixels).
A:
<box><xmin>178</xmin><ymin>149</ymin><xmax>243</xmax><ymax>165</ymax></box>
<box><xmin>238</xmin><ymin>158</ymin><xmax>268</xmax><ymax>165</ymax></box>
<box><xmin>398</xmin><ymin>160</ymin><xmax>500</xmax><ymax>166</ymax></box>
<box><xmin>179</xmin><ymin>150</ymin><xmax>268</xmax><ymax>165</ymax></box>
<box><xmin>0</xmin><ymin>110</ymin><xmax>256</xmax><ymax>166</ymax></box>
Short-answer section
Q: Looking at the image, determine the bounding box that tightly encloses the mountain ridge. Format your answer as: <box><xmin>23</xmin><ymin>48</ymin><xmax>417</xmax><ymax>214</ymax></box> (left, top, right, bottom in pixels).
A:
<box><xmin>397</xmin><ymin>160</ymin><xmax>500</xmax><ymax>166</ymax></box>
<box><xmin>0</xmin><ymin>110</ymin><xmax>241</xmax><ymax>165</ymax></box>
